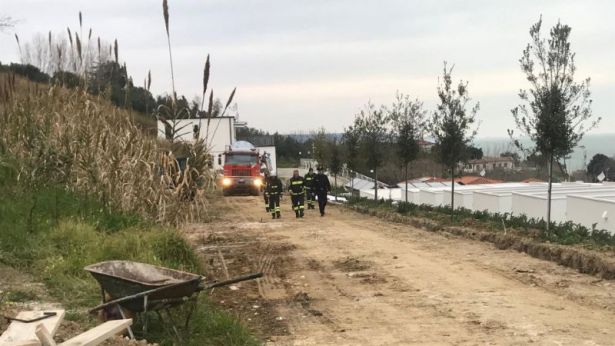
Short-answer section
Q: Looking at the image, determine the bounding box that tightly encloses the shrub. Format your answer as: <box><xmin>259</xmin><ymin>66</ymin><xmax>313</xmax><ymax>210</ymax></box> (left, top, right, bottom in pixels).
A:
<box><xmin>7</xmin><ymin>63</ymin><xmax>50</xmax><ymax>83</ymax></box>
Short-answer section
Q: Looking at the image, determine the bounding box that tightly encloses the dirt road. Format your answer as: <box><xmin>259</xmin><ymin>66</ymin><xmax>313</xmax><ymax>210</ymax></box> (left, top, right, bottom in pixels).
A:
<box><xmin>186</xmin><ymin>197</ymin><xmax>615</xmax><ymax>345</ymax></box>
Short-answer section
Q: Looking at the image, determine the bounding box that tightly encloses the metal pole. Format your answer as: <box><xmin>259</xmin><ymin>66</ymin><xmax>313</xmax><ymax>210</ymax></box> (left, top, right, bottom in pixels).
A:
<box><xmin>547</xmin><ymin>153</ymin><xmax>554</xmax><ymax>231</ymax></box>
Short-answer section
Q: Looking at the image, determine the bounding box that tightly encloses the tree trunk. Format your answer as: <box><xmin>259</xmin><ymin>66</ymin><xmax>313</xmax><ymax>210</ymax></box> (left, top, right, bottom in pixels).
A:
<box><xmin>404</xmin><ymin>163</ymin><xmax>409</xmax><ymax>204</ymax></box>
<box><xmin>547</xmin><ymin>153</ymin><xmax>554</xmax><ymax>232</ymax></box>
<box><xmin>374</xmin><ymin>167</ymin><xmax>378</xmax><ymax>201</ymax></box>
<box><xmin>351</xmin><ymin>171</ymin><xmax>355</xmax><ymax>197</ymax></box>
<box><xmin>451</xmin><ymin>165</ymin><xmax>455</xmax><ymax>219</ymax></box>
<box><xmin>334</xmin><ymin>174</ymin><xmax>338</xmax><ymax>201</ymax></box>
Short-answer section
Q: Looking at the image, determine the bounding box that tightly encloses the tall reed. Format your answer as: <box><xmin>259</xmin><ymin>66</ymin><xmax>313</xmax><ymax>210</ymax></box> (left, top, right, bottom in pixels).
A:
<box><xmin>0</xmin><ymin>74</ymin><xmax>214</xmax><ymax>225</ymax></box>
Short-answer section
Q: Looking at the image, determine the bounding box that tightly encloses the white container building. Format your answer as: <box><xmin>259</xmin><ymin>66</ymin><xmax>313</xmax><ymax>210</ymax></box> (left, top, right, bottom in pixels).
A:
<box><xmin>512</xmin><ymin>187</ymin><xmax>615</xmax><ymax>223</ymax></box>
<box><xmin>442</xmin><ymin>183</ymin><xmax>535</xmax><ymax>209</ymax></box>
<box><xmin>566</xmin><ymin>195</ymin><xmax>615</xmax><ymax>233</ymax></box>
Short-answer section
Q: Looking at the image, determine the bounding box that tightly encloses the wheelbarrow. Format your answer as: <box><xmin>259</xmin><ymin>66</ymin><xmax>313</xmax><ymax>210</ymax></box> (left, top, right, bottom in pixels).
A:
<box><xmin>85</xmin><ymin>260</ymin><xmax>262</xmax><ymax>340</ymax></box>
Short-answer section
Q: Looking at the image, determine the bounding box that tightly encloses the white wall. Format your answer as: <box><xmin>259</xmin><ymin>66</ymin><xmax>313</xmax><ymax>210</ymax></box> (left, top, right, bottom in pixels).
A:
<box><xmin>359</xmin><ymin>188</ymin><xmax>401</xmax><ymax>201</ymax></box>
<box><xmin>511</xmin><ymin>193</ymin><xmax>567</xmax><ymax>222</ymax></box>
<box><xmin>403</xmin><ymin>189</ymin><xmax>421</xmax><ymax>204</ymax></box>
<box><xmin>567</xmin><ymin>195</ymin><xmax>615</xmax><ymax>233</ymax></box>
<box><xmin>419</xmin><ymin>186</ymin><xmax>456</xmax><ymax>206</ymax></box>
<box><xmin>442</xmin><ymin>183</ymin><xmax>530</xmax><ymax>209</ymax></box>
<box><xmin>473</xmin><ymin>191</ymin><xmax>516</xmax><ymax>214</ymax></box>
<box><xmin>158</xmin><ymin>117</ymin><xmax>235</xmax><ymax>171</ymax></box>
<box><xmin>512</xmin><ymin>188</ymin><xmax>615</xmax><ymax>223</ymax></box>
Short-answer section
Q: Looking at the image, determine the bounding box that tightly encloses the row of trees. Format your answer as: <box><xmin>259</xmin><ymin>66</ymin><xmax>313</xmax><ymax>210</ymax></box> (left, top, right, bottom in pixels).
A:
<box><xmin>337</xmin><ymin>17</ymin><xmax>598</xmax><ymax>227</ymax></box>
<box><xmin>340</xmin><ymin>64</ymin><xmax>478</xmax><ymax>205</ymax></box>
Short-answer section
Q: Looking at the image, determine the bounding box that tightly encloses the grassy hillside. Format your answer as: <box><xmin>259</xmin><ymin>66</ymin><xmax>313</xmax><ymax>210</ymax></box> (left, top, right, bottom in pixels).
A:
<box><xmin>0</xmin><ymin>74</ymin><xmax>257</xmax><ymax>344</ymax></box>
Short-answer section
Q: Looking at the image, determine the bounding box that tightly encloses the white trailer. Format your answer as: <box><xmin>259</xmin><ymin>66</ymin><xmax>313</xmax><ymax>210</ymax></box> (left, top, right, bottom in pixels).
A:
<box><xmin>157</xmin><ymin>117</ymin><xmax>277</xmax><ymax>173</ymax></box>
<box><xmin>567</xmin><ymin>195</ymin><xmax>615</xmax><ymax>233</ymax></box>
<box><xmin>512</xmin><ymin>187</ymin><xmax>615</xmax><ymax>223</ymax></box>
<box><xmin>157</xmin><ymin>117</ymin><xmax>236</xmax><ymax>171</ymax></box>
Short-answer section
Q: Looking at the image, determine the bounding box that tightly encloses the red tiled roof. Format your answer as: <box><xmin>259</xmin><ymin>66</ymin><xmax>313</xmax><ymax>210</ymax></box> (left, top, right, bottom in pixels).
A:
<box><xmin>456</xmin><ymin>176</ymin><xmax>504</xmax><ymax>185</ymax></box>
<box><xmin>417</xmin><ymin>139</ymin><xmax>435</xmax><ymax>146</ymax></box>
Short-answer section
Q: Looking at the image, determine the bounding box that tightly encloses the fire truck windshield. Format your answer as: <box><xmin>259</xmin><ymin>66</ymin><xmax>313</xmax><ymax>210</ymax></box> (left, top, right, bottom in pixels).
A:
<box><xmin>225</xmin><ymin>154</ymin><xmax>257</xmax><ymax>165</ymax></box>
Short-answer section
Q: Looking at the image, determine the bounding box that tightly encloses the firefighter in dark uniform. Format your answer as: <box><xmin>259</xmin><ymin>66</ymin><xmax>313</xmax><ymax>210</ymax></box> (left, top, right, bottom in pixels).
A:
<box><xmin>288</xmin><ymin>169</ymin><xmax>306</xmax><ymax>218</ymax></box>
<box><xmin>304</xmin><ymin>167</ymin><xmax>316</xmax><ymax>210</ymax></box>
<box><xmin>312</xmin><ymin>166</ymin><xmax>331</xmax><ymax>216</ymax></box>
<box><xmin>265</xmin><ymin>172</ymin><xmax>283</xmax><ymax>219</ymax></box>
<box><xmin>263</xmin><ymin>172</ymin><xmax>270</xmax><ymax>212</ymax></box>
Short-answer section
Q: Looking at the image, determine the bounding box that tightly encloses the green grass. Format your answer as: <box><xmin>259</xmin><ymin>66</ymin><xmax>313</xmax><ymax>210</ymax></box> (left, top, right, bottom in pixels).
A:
<box><xmin>0</xmin><ymin>163</ymin><xmax>258</xmax><ymax>345</ymax></box>
<box><xmin>4</xmin><ymin>289</ymin><xmax>38</xmax><ymax>303</ymax></box>
<box><xmin>347</xmin><ymin>197</ymin><xmax>615</xmax><ymax>249</ymax></box>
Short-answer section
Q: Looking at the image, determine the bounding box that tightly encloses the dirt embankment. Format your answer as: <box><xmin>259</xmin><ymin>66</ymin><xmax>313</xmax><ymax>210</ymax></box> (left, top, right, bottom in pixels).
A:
<box><xmin>188</xmin><ymin>196</ymin><xmax>615</xmax><ymax>345</ymax></box>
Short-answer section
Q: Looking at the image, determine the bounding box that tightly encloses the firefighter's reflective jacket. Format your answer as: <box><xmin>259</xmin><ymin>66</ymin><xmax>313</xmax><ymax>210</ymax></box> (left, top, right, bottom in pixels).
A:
<box><xmin>304</xmin><ymin>172</ymin><xmax>315</xmax><ymax>190</ymax></box>
<box><xmin>288</xmin><ymin>176</ymin><xmax>305</xmax><ymax>196</ymax></box>
<box><xmin>265</xmin><ymin>177</ymin><xmax>283</xmax><ymax>196</ymax></box>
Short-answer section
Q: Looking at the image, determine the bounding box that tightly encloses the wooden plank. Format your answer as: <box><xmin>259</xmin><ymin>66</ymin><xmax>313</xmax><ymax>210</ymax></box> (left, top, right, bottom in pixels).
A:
<box><xmin>0</xmin><ymin>310</ymin><xmax>65</xmax><ymax>346</ymax></box>
<box><xmin>59</xmin><ymin>319</ymin><xmax>132</xmax><ymax>346</ymax></box>
<box><xmin>34</xmin><ymin>325</ymin><xmax>57</xmax><ymax>346</ymax></box>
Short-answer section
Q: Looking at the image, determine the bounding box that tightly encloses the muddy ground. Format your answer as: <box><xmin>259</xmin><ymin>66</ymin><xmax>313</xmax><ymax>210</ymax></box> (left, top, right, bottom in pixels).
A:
<box><xmin>186</xmin><ymin>196</ymin><xmax>615</xmax><ymax>345</ymax></box>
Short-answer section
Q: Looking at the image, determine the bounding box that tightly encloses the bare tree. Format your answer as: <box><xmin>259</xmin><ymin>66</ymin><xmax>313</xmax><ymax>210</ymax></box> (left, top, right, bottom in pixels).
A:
<box><xmin>19</xmin><ymin>32</ymin><xmax>112</xmax><ymax>75</ymax></box>
<box><xmin>0</xmin><ymin>15</ymin><xmax>16</xmax><ymax>32</ymax></box>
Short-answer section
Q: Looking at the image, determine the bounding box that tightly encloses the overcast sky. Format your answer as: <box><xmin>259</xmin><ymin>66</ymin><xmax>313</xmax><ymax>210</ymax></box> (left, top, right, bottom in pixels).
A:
<box><xmin>1</xmin><ymin>0</ymin><xmax>614</xmax><ymax>137</ymax></box>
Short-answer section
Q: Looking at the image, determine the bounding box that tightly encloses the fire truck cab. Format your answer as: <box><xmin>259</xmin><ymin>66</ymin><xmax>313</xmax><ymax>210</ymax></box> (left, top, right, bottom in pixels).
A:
<box><xmin>218</xmin><ymin>141</ymin><xmax>267</xmax><ymax>196</ymax></box>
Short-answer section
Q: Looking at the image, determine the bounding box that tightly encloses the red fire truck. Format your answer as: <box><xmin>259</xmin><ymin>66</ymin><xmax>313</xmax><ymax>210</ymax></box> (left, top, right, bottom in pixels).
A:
<box><xmin>218</xmin><ymin>141</ymin><xmax>273</xmax><ymax>196</ymax></box>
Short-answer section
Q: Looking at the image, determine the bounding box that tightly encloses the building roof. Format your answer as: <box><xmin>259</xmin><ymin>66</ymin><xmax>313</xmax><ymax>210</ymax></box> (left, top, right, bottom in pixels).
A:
<box><xmin>399</xmin><ymin>176</ymin><xmax>503</xmax><ymax>187</ymax></box>
<box><xmin>456</xmin><ymin>176</ymin><xmax>504</xmax><ymax>185</ymax></box>
<box><xmin>397</xmin><ymin>177</ymin><xmax>459</xmax><ymax>188</ymax></box>
<box><xmin>417</xmin><ymin>139</ymin><xmax>435</xmax><ymax>146</ymax></box>
<box><xmin>468</xmin><ymin>156</ymin><xmax>515</xmax><ymax>164</ymax></box>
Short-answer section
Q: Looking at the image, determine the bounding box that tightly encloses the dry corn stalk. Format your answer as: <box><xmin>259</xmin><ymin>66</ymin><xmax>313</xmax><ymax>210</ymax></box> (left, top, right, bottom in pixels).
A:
<box><xmin>0</xmin><ymin>74</ymin><xmax>214</xmax><ymax>226</ymax></box>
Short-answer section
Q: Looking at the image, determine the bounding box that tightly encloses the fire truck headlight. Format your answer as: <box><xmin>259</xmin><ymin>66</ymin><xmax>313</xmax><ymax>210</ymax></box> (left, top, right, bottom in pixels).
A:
<box><xmin>222</xmin><ymin>178</ymin><xmax>232</xmax><ymax>186</ymax></box>
<box><xmin>253</xmin><ymin>178</ymin><xmax>263</xmax><ymax>187</ymax></box>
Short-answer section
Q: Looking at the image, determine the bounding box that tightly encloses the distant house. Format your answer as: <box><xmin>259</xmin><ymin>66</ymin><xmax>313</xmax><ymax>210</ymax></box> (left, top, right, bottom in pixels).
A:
<box><xmin>463</xmin><ymin>156</ymin><xmax>515</xmax><ymax>173</ymax></box>
<box><xmin>418</xmin><ymin>139</ymin><xmax>435</xmax><ymax>152</ymax></box>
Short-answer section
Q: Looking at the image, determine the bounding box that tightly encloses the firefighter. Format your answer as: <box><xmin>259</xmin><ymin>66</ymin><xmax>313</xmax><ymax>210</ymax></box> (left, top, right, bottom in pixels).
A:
<box><xmin>312</xmin><ymin>166</ymin><xmax>331</xmax><ymax>216</ymax></box>
<box><xmin>304</xmin><ymin>167</ymin><xmax>316</xmax><ymax>210</ymax></box>
<box><xmin>288</xmin><ymin>169</ymin><xmax>306</xmax><ymax>218</ymax></box>
<box><xmin>263</xmin><ymin>172</ymin><xmax>270</xmax><ymax>213</ymax></box>
<box><xmin>265</xmin><ymin>172</ymin><xmax>283</xmax><ymax>219</ymax></box>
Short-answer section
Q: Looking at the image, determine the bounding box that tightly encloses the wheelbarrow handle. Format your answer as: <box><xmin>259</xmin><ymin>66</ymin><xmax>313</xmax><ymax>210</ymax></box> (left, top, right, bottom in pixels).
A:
<box><xmin>204</xmin><ymin>272</ymin><xmax>264</xmax><ymax>290</ymax></box>
<box><xmin>88</xmin><ymin>277</ymin><xmax>201</xmax><ymax>314</ymax></box>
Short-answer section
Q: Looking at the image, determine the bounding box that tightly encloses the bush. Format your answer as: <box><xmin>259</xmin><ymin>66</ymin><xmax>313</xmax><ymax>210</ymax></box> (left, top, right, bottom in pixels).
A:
<box><xmin>7</xmin><ymin>63</ymin><xmax>50</xmax><ymax>83</ymax></box>
<box><xmin>52</xmin><ymin>71</ymin><xmax>82</xmax><ymax>88</ymax></box>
